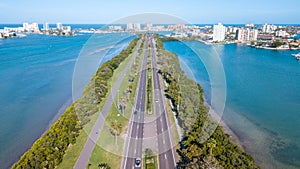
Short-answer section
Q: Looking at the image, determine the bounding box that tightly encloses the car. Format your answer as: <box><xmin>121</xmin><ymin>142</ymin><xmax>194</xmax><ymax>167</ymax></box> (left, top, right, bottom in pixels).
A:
<box><xmin>155</xmin><ymin>99</ymin><xmax>159</xmax><ymax>102</ymax></box>
<box><xmin>135</xmin><ymin>158</ymin><xmax>141</xmax><ymax>167</ymax></box>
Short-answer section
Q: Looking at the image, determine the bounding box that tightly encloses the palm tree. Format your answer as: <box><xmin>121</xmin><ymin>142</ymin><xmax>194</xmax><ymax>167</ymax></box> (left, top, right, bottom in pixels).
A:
<box><xmin>98</xmin><ymin>163</ymin><xmax>111</xmax><ymax>169</ymax></box>
<box><xmin>111</xmin><ymin>120</ymin><xmax>122</xmax><ymax>148</ymax></box>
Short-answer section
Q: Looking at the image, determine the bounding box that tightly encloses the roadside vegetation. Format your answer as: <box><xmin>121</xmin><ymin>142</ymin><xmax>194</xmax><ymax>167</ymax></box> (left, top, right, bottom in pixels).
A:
<box><xmin>87</xmin><ymin>36</ymin><xmax>145</xmax><ymax>169</ymax></box>
<box><xmin>12</xmin><ymin>36</ymin><xmax>140</xmax><ymax>169</ymax></box>
<box><xmin>156</xmin><ymin>36</ymin><xmax>260</xmax><ymax>169</ymax></box>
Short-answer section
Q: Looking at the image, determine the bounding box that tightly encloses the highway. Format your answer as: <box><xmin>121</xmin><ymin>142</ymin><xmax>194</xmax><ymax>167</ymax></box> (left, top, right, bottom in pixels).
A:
<box><xmin>74</xmin><ymin>38</ymin><xmax>141</xmax><ymax>169</ymax></box>
<box><xmin>150</xmin><ymin>36</ymin><xmax>177</xmax><ymax>169</ymax></box>
<box><xmin>121</xmin><ymin>35</ymin><xmax>148</xmax><ymax>169</ymax></box>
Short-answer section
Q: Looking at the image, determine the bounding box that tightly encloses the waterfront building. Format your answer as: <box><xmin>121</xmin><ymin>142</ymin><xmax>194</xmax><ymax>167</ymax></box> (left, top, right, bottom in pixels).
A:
<box><xmin>4</xmin><ymin>27</ymin><xmax>24</xmax><ymax>32</ymax></box>
<box><xmin>62</xmin><ymin>26</ymin><xmax>71</xmax><ymax>32</ymax></box>
<box><xmin>109</xmin><ymin>25</ymin><xmax>123</xmax><ymax>31</ymax></box>
<box><xmin>262</xmin><ymin>24</ymin><xmax>277</xmax><ymax>33</ymax></box>
<box><xmin>56</xmin><ymin>23</ymin><xmax>63</xmax><ymax>30</ymax></box>
<box><xmin>245</xmin><ymin>23</ymin><xmax>255</xmax><ymax>28</ymax></box>
<box><xmin>126</xmin><ymin>23</ymin><xmax>134</xmax><ymax>30</ymax></box>
<box><xmin>145</xmin><ymin>23</ymin><xmax>153</xmax><ymax>30</ymax></box>
<box><xmin>236</xmin><ymin>28</ymin><xmax>258</xmax><ymax>42</ymax></box>
<box><xmin>133</xmin><ymin>23</ymin><xmax>141</xmax><ymax>30</ymax></box>
<box><xmin>22</xmin><ymin>22</ymin><xmax>39</xmax><ymax>32</ymax></box>
<box><xmin>213</xmin><ymin>22</ymin><xmax>226</xmax><ymax>42</ymax></box>
<box><xmin>43</xmin><ymin>22</ymin><xmax>49</xmax><ymax>31</ymax></box>
<box><xmin>276</xmin><ymin>30</ymin><xmax>289</xmax><ymax>37</ymax></box>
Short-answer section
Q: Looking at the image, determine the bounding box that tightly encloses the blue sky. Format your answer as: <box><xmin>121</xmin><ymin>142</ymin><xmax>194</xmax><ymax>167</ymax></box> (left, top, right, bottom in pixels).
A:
<box><xmin>0</xmin><ymin>0</ymin><xmax>299</xmax><ymax>24</ymax></box>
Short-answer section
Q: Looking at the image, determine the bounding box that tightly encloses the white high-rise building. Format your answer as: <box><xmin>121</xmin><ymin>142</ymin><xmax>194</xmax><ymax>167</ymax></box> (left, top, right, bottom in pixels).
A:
<box><xmin>262</xmin><ymin>24</ymin><xmax>277</xmax><ymax>33</ymax></box>
<box><xmin>56</xmin><ymin>23</ymin><xmax>63</xmax><ymax>30</ymax></box>
<box><xmin>213</xmin><ymin>23</ymin><xmax>226</xmax><ymax>42</ymax></box>
<box><xmin>236</xmin><ymin>28</ymin><xmax>258</xmax><ymax>42</ymax></box>
<box><xmin>23</xmin><ymin>22</ymin><xmax>39</xmax><ymax>32</ymax></box>
<box><xmin>276</xmin><ymin>30</ymin><xmax>289</xmax><ymax>37</ymax></box>
<box><xmin>126</xmin><ymin>23</ymin><xmax>134</xmax><ymax>30</ymax></box>
<box><xmin>43</xmin><ymin>22</ymin><xmax>49</xmax><ymax>31</ymax></box>
<box><xmin>133</xmin><ymin>23</ymin><xmax>141</xmax><ymax>30</ymax></box>
<box><xmin>23</xmin><ymin>22</ymin><xmax>29</xmax><ymax>31</ymax></box>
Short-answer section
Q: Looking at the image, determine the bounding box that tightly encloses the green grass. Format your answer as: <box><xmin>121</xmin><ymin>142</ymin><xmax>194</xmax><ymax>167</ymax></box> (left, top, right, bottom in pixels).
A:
<box><xmin>87</xmin><ymin>38</ymin><xmax>145</xmax><ymax>169</ymax></box>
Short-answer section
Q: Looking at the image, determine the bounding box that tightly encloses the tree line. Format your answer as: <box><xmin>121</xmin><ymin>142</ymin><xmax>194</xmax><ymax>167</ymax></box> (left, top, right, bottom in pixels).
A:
<box><xmin>156</xmin><ymin>36</ymin><xmax>260</xmax><ymax>169</ymax></box>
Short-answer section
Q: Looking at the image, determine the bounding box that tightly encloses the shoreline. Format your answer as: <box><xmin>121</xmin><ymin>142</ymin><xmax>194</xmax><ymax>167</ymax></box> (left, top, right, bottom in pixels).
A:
<box><xmin>204</xmin><ymin>102</ymin><xmax>243</xmax><ymax>148</ymax></box>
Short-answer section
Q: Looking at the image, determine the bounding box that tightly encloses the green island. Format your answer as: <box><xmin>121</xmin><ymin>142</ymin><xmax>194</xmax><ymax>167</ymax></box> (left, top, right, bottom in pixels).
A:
<box><xmin>156</xmin><ymin>36</ymin><xmax>259</xmax><ymax>169</ymax></box>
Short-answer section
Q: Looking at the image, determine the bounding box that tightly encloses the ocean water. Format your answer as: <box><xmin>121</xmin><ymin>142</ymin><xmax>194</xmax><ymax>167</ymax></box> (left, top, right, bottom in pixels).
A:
<box><xmin>164</xmin><ymin>41</ymin><xmax>300</xmax><ymax>169</ymax></box>
<box><xmin>0</xmin><ymin>33</ymin><xmax>135</xmax><ymax>168</ymax></box>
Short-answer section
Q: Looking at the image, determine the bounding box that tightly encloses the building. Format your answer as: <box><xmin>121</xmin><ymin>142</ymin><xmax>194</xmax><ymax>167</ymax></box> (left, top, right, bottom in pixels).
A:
<box><xmin>213</xmin><ymin>23</ymin><xmax>226</xmax><ymax>42</ymax></box>
<box><xmin>108</xmin><ymin>25</ymin><xmax>123</xmax><ymax>31</ymax></box>
<box><xmin>145</xmin><ymin>23</ymin><xmax>153</xmax><ymax>30</ymax></box>
<box><xmin>56</xmin><ymin>23</ymin><xmax>63</xmax><ymax>30</ymax></box>
<box><xmin>62</xmin><ymin>26</ymin><xmax>71</xmax><ymax>32</ymax></box>
<box><xmin>276</xmin><ymin>30</ymin><xmax>289</xmax><ymax>37</ymax></box>
<box><xmin>126</xmin><ymin>23</ymin><xmax>133</xmax><ymax>30</ymax></box>
<box><xmin>23</xmin><ymin>22</ymin><xmax>39</xmax><ymax>32</ymax></box>
<box><xmin>133</xmin><ymin>23</ymin><xmax>141</xmax><ymax>30</ymax></box>
<box><xmin>262</xmin><ymin>24</ymin><xmax>277</xmax><ymax>33</ymax></box>
<box><xmin>236</xmin><ymin>28</ymin><xmax>258</xmax><ymax>42</ymax></box>
<box><xmin>43</xmin><ymin>22</ymin><xmax>49</xmax><ymax>31</ymax></box>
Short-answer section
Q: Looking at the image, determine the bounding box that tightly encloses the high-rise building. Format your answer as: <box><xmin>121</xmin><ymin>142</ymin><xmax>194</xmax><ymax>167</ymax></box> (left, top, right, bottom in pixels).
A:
<box><xmin>133</xmin><ymin>23</ymin><xmax>141</xmax><ymax>30</ymax></box>
<box><xmin>262</xmin><ymin>24</ymin><xmax>277</xmax><ymax>33</ymax></box>
<box><xmin>43</xmin><ymin>22</ymin><xmax>49</xmax><ymax>31</ymax></box>
<box><xmin>23</xmin><ymin>22</ymin><xmax>39</xmax><ymax>32</ymax></box>
<box><xmin>236</xmin><ymin>28</ymin><xmax>258</xmax><ymax>42</ymax></box>
<box><xmin>56</xmin><ymin>23</ymin><xmax>63</xmax><ymax>30</ymax></box>
<box><xmin>126</xmin><ymin>23</ymin><xmax>134</xmax><ymax>30</ymax></box>
<box><xmin>276</xmin><ymin>30</ymin><xmax>289</xmax><ymax>37</ymax></box>
<box><xmin>213</xmin><ymin>23</ymin><xmax>226</xmax><ymax>42</ymax></box>
<box><xmin>23</xmin><ymin>22</ymin><xmax>29</xmax><ymax>31</ymax></box>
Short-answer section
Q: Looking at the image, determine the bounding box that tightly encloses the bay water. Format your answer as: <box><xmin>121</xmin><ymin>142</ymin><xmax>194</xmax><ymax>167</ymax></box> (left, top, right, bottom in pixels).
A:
<box><xmin>164</xmin><ymin>41</ymin><xmax>300</xmax><ymax>169</ymax></box>
<box><xmin>0</xmin><ymin>32</ymin><xmax>134</xmax><ymax>168</ymax></box>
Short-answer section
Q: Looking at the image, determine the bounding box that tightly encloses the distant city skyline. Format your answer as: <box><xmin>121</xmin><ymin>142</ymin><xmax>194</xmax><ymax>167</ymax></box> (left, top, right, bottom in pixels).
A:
<box><xmin>0</xmin><ymin>0</ymin><xmax>299</xmax><ymax>24</ymax></box>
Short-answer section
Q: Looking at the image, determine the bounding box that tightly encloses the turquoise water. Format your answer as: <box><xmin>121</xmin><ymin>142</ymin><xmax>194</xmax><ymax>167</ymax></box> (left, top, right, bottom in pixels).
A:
<box><xmin>0</xmin><ymin>33</ymin><xmax>134</xmax><ymax>168</ymax></box>
<box><xmin>164</xmin><ymin>41</ymin><xmax>300</xmax><ymax>169</ymax></box>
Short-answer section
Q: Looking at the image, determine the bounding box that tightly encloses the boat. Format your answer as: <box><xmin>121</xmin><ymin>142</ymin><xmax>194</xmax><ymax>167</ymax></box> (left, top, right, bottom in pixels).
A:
<box><xmin>292</xmin><ymin>53</ymin><xmax>300</xmax><ymax>60</ymax></box>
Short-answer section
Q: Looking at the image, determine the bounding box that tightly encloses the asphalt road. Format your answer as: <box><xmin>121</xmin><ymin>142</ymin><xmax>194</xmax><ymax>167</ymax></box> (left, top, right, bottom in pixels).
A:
<box><xmin>121</xmin><ymin>35</ymin><xmax>148</xmax><ymax>169</ymax></box>
<box><xmin>150</xmin><ymin>36</ymin><xmax>177</xmax><ymax>169</ymax></box>
<box><xmin>73</xmin><ymin>39</ymin><xmax>141</xmax><ymax>169</ymax></box>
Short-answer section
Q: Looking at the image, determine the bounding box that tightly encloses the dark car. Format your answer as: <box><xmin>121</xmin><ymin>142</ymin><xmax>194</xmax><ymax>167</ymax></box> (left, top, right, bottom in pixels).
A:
<box><xmin>135</xmin><ymin>158</ymin><xmax>141</xmax><ymax>167</ymax></box>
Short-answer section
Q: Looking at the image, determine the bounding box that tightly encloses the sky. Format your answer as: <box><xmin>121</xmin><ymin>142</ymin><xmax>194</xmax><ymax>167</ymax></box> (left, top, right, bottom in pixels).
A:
<box><xmin>0</xmin><ymin>0</ymin><xmax>299</xmax><ymax>24</ymax></box>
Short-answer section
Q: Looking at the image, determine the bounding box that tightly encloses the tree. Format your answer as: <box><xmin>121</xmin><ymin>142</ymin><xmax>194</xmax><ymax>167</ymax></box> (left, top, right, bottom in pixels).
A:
<box><xmin>207</xmin><ymin>138</ymin><xmax>217</xmax><ymax>162</ymax></box>
<box><xmin>111</xmin><ymin>120</ymin><xmax>122</xmax><ymax>148</ymax></box>
<box><xmin>98</xmin><ymin>163</ymin><xmax>111</xmax><ymax>169</ymax></box>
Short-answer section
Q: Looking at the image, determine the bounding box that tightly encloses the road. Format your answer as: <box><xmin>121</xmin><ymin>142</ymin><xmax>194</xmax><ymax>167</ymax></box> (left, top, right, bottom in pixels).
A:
<box><xmin>74</xmin><ymin>38</ymin><xmax>141</xmax><ymax>169</ymax></box>
<box><xmin>121</xmin><ymin>35</ymin><xmax>148</xmax><ymax>169</ymax></box>
<box><xmin>150</xmin><ymin>36</ymin><xmax>177</xmax><ymax>169</ymax></box>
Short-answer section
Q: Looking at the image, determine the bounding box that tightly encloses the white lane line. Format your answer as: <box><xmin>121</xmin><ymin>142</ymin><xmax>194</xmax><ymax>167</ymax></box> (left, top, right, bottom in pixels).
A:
<box><xmin>137</xmin><ymin>124</ymin><xmax>139</xmax><ymax>130</ymax></box>
<box><xmin>160</xmin><ymin>118</ymin><xmax>162</xmax><ymax>122</ymax></box>
<box><xmin>161</xmin><ymin>127</ymin><xmax>163</xmax><ymax>132</ymax></box>
<box><xmin>163</xmin><ymin>138</ymin><xmax>165</xmax><ymax>144</ymax></box>
<box><xmin>164</xmin><ymin>154</ymin><xmax>167</xmax><ymax>159</ymax></box>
